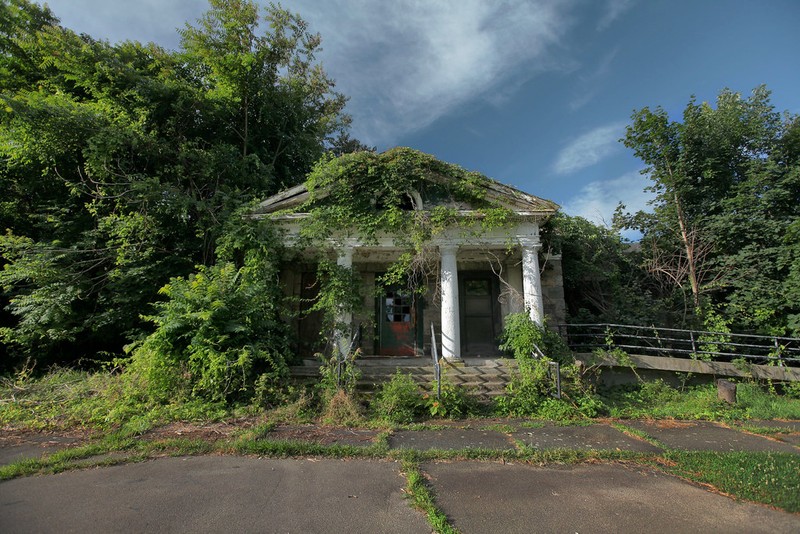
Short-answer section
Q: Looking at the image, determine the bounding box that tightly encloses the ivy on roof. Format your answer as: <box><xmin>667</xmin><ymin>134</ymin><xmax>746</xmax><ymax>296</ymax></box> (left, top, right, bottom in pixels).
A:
<box><xmin>294</xmin><ymin>147</ymin><xmax>517</xmax><ymax>246</ymax></box>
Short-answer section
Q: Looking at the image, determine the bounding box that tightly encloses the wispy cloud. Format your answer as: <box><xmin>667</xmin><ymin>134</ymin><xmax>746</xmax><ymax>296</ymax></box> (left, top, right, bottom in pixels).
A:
<box><xmin>44</xmin><ymin>0</ymin><xmax>578</xmax><ymax>145</ymax></box>
<box><xmin>561</xmin><ymin>170</ymin><xmax>653</xmax><ymax>229</ymax></box>
<box><xmin>296</xmin><ymin>0</ymin><xmax>576</xmax><ymax>145</ymax></box>
<box><xmin>552</xmin><ymin>122</ymin><xmax>625</xmax><ymax>174</ymax></box>
<box><xmin>569</xmin><ymin>46</ymin><xmax>619</xmax><ymax>111</ymax></box>
<box><xmin>597</xmin><ymin>0</ymin><xmax>636</xmax><ymax>31</ymax></box>
<box><xmin>41</xmin><ymin>0</ymin><xmax>201</xmax><ymax>49</ymax></box>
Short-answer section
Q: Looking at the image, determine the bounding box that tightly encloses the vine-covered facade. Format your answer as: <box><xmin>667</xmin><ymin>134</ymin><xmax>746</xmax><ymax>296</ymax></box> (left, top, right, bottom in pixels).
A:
<box><xmin>254</xmin><ymin>148</ymin><xmax>566</xmax><ymax>361</ymax></box>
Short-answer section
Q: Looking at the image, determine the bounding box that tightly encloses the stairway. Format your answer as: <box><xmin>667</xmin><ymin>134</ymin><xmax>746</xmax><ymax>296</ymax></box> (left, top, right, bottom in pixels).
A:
<box><xmin>290</xmin><ymin>357</ymin><xmax>519</xmax><ymax>400</ymax></box>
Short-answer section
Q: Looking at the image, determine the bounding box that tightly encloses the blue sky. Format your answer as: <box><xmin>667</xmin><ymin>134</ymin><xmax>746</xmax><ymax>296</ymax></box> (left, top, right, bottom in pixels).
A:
<box><xmin>40</xmin><ymin>0</ymin><xmax>800</xmax><ymax>232</ymax></box>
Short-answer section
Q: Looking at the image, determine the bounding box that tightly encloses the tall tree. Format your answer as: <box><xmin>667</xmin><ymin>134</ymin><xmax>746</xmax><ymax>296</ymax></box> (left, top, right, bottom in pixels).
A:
<box><xmin>0</xmin><ymin>0</ymin><xmax>349</xmax><ymax>368</ymax></box>
<box><xmin>621</xmin><ymin>86</ymin><xmax>800</xmax><ymax>334</ymax></box>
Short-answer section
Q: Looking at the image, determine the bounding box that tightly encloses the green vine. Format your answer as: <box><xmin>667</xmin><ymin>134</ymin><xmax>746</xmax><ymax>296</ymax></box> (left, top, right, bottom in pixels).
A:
<box><xmin>285</xmin><ymin>148</ymin><xmax>524</xmax><ymax>345</ymax></box>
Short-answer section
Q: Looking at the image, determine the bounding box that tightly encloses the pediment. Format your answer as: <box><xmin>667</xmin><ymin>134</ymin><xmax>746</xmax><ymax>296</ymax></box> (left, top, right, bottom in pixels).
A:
<box><xmin>254</xmin><ymin>148</ymin><xmax>558</xmax><ymax>218</ymax></box>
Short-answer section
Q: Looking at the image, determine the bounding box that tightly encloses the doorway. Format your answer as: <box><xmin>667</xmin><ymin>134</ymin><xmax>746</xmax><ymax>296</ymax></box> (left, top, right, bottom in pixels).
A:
<box><xmin>377</xmin><ymin>283</ymin><xmax>422</xmax><ymax>356</ymax></box>
<box><xmin>460</xmin><ymin>273</ymin><xmax>502</xmax><ymax>356</ymax></box>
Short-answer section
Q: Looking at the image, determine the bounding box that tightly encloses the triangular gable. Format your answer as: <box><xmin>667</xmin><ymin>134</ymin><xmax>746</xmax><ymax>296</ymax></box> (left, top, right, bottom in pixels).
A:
<box><xmin>253</xmin><ymin>148</ymin><xmax>559</xmax><ymax>217</ymax></box>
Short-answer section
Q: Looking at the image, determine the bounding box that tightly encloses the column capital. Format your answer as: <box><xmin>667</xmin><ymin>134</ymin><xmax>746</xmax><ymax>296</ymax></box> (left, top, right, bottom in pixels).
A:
<box><xmin>336</xmin><ymin>246</ymin><xmax>354</xmax><ymax>266</ymax></box>
<box><xmin>518</xmin><ymin>237</ymin><xmax>542</xmax><ymax>250</ymax></box>
<box><xmin>438</xmin><ymin>243</ymin><xmax>460</xmax><ymax>255</ymax></box>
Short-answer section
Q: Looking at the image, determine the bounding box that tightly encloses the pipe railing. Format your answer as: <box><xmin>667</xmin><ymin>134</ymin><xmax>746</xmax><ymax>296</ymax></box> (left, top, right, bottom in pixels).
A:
<box><xmin>430</xmin><ymin>322</ymin><xmax>441</xmax><ymax>400</ymax></box>
<box><xmin>558</xmin><ymin>323</ymin><xmax>800</xmax><ymax>366</ymax></box>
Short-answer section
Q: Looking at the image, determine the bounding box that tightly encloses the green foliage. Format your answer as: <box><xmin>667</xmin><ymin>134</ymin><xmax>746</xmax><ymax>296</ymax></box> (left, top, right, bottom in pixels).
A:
<box><xmin>372</xmin><ymin>370</ymin><xmax>424</xmax><ymax>424</ymax></box>
<box><xmin>290</xmin><ymin>147</ymin><xmax>524</xmax><ymax>332</ymax></box>
<box><xmin>601</xmin><ymin>380</ymin><xmax>800</xmax><ymax>421</ymax></box>
<box><xmin>425</xmin><ymin>378</ymin><xmax>480</xmax><ymax>419</ymax></box>
<box><xmin>0</xmin><ymin>0</ymin><xmax>349</xmax><ymax>367</ymax></box>
<box><xmin>499</xmin><ymin>312</ymin><xmax>573</xmax><ymax>365</ymax></box>
<box><xmin>497</xmin><ymin>315</ymin><xmax>604</xmax><ymax>418</ymax></box>
<box><xmin>0</xmin><ymin>366</ymin><xmax>229</xmax><ymax>432</ymax></box>
<box><xmin>545</xmin><ymin>213</ymin><xmax>667</xmax><ymax>325</ymax></box>
<box><xmin>694</xmin><ymin>305</ymin><xmax>733</xmax><ymax>360</ymax></box>
<box><xmin>127</xmin><ymin>240</ymin><xmax>291</xmax><ymax>403</ymax></box>
<box><xmin>317</xmin><ymin>346</ymin><xmax>361</xmax><ymax>395</ymax></box>
<box><xmin>620</xmin><ymin>86</ymin><xmax>800</xmax><ymax>333</ymax></box>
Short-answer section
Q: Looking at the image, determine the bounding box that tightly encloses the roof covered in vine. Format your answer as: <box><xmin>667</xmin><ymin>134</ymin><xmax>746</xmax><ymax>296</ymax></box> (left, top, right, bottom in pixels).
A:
<box><xmin>255</xmin><ymin>147</ymin><xmax>559</xmax><ymax>216</ymax></box>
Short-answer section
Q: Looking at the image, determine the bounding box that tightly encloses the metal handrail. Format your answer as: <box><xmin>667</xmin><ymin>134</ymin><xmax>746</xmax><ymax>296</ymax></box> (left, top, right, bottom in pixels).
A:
<box><xmin>336</xmin><ymin>325</ymin><xmax>361</xmax><ymax>387</ymax></box>
<box><xmin>559</xmin><ymin>323</ymin><xmax>800</xmax><ymax>365</ymax></box>
<box><xmin>430</xmin><ymin>322</ymin><xmax>441</xmax><ymax>400</ymax></box>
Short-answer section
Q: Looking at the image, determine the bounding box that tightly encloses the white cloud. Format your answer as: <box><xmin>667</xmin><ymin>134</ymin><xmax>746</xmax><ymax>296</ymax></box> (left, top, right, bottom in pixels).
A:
<box><xmin>294</xmin><ymin>0</ymin><xmax>576</xmax><ymax>145</ymax></box>
<box><xmin>561</xmin><ymin>170</ymin><xmax>653</xmax><ymax>231</ymax></box>
<box><xmin>569</xmin><ymin>46</ymin><xmax>619</xmax><ymax>111</ymax></box>
<box><xmin>553</xmin><ymin>122</ymin><xmax>625</xmax><ymax>174</ymax></box>
<box><xmin>597</xmin><ymin>0</ymin><xmax>636</xmax><ymax>31</ymax></box>
<box><xmin>42</xmin><ymin>0</ymin><xmax>577</xmax><ymax>145</ymax></box>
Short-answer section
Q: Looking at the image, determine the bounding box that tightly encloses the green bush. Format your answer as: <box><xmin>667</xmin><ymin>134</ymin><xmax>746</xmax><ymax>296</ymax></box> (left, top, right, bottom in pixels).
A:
<box><xmin>496</xmin><ymin>315</ymin><xmax>605</xmax><ymax>419</ymax></box>
<box><xmin>127</xmin><ymin>252</ymin><xmax>290</xmax><ymax>404</ymax></box>
<box><xmin>372</xmin><ymin>370</ymin><xmax>424</xmax><ymax>424</ymax></box>
<box><xmin>425</xmin><ymin>378</ymin><xmax>481</xmax><ymax>419</ymax></box>
<box><xmin>499</xmin><ymin>313</ymin><xmax>573</xmax><ymax>364</ymax></box>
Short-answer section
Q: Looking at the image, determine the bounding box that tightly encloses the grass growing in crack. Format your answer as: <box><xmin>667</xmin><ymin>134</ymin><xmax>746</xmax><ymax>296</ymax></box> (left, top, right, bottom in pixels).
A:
<box><xmin>480</xmin><ymin>423</ymin><xmax>515</xmax><ymax>433</ymax></box>
<box><xmin>0</xmin><ymin>441</ymin><xmax>129</xmax><ymax>480</ymax></box>
<box><xmin>230</xmin><ymin>438</ymin><xmax>378</xmax><ymax>459</ymax></box>
<box><xmin>610</xmin><ymin>422</ymin><xmax>667</xmax><ymax>450</ymax></box>
<box><xmin>731</xmin><ymin>423</ymin><xmax>795</xmax><ymax>437</ymax></box>
<box><xmin>659</xmin><ymin>451</ymin><xmax>800</xmax><ymax>513</ymax></box>
<box><xmin>401</xmin><ymin>460</ymin><xmax>458</xmax><ymax>534</ymax></box>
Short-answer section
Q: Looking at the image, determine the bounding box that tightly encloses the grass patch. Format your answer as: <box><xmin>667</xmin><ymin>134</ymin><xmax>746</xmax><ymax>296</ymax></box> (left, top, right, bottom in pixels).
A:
<box><xmin>660</xmin><ymin>450</ymin><xmax>800</xmax><ymax>513</ymax></box>
<box><xmin>600</xmin><ymin>380</ymin><xmax>800</xmax><ymax>421</ymax></box>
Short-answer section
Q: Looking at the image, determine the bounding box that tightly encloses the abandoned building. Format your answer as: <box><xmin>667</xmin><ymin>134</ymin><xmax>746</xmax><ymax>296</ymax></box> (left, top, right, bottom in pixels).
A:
<box><xmin>254</xmin><ymin>149</ymin><xmax>566</xmax><ymax>362</ymax></box>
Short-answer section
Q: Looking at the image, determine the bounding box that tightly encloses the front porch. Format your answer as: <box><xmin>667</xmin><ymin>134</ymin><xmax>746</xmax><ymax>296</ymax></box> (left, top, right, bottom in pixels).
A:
<box><xmin>283</xmin><ymin>236</ymin><xmax>567</xmax><ymax>362</ymax></box>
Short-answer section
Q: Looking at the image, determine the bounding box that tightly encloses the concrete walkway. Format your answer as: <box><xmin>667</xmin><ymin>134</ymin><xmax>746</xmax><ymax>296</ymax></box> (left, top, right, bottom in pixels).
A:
<box><xmin>1</xmin><ymin>420</ymin><xmax>798</xmax><ymax>533</ymax></box>
<box><xmin>2</xmin><ymin>455</ymin><xmax>798</xmax><ymax>534</ymax></box>
<box><xmin>2</xmin><ymin>420</ymin><xmax>798</xmax><ymax>467</ymax></box>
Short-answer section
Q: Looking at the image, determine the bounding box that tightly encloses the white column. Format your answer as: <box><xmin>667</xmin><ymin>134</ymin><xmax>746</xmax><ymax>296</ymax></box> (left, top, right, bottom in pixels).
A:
<box><xmin>520</xmin><ymin>239</ymin><xmax>544</xmax><ymax>325</ymax></box>
<box><xmin>439</xmin><ymin>245</ymin><xmax>461</xmax><ymax>361</ymax></box>
<box><xmin>335</xmin><ymin>247</ymin><xmax>354</xmax><ymax>356</ymax></box>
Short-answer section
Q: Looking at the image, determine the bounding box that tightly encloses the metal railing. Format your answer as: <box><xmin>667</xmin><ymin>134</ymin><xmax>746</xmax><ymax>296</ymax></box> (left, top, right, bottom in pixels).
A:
<box><xmin>558</xmin><ymin>323</ymin><xmax>800</xmax><ymax>366</ymax></box>
<box><xmin>335</xmin><ymin>325</ymin><xmax>361</xmax><ymax>387</ymax></box>
<box><xmin>530</xmin><ymin>340</ymin><xmax>561</xmax><ymax>399</ymax></box>
<box><xmin>430</xmin><ymin>322</ymin><xmax>441</xmax><ymax>400</ymax></box>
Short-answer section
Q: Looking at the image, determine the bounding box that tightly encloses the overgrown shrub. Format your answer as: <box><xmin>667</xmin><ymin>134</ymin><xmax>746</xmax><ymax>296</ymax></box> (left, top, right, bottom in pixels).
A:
<box><xmin>372</xmin><ymin>370</ymin><xmax>424</xmax><ymax>424</ymax></box>
<box><xmin>126</xmin><ymin>248</ymin><xmax>291</xmax><ymax>404</ymax></box>
<box><xmin>499</xmin><ymin>312</ymin><xmax>573</xmax><ymax>364</ymax></box>
<box><xmin>497</xmin><ymin>313</ymin><xmax>604</xmax><ymax>418</ymax></box>
<box><xmin>425</xmin><ymin>377</ymin><xmax>481</xmax><ymax>419</ymax></box>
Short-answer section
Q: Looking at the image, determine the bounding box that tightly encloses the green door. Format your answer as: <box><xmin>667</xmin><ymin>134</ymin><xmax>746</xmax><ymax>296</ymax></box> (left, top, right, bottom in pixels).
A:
<box><xmin>460</xmin><ymin>274</ymin><xmax>501</xmax><ymax>356</ymax></box>
<box><xmin>378</xmin><ymin>285</ymin><xmax>421</xmax><ymax>356</ymax></box>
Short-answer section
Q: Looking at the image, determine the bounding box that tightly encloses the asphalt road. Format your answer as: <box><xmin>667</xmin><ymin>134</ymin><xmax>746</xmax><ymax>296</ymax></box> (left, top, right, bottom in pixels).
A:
<box><xmin>2</xmin><ymin>456</ymin><xmax>798</xmax><ymax>533</ymax></box>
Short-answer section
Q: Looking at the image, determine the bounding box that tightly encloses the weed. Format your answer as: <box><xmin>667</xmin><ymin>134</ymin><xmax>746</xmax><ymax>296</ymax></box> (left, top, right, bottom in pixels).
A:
<box><xmin>372</xmin><ymin>370</ymin><xmax>425</xmax><ymax>424</ymax></box>
<box><xmin>425</xmin><ymin>379</ymin><xmax>480</xmax><ymax>419</ymax></box>
<box><xmin>401</xmin><ymin>460</ymin><xmax>458</xmax><ymax>534</ymax></box>
<box><xmin>319</xmin><ymin>389</ymin><xmax>365</xmax><ymax>427</ymax></box>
